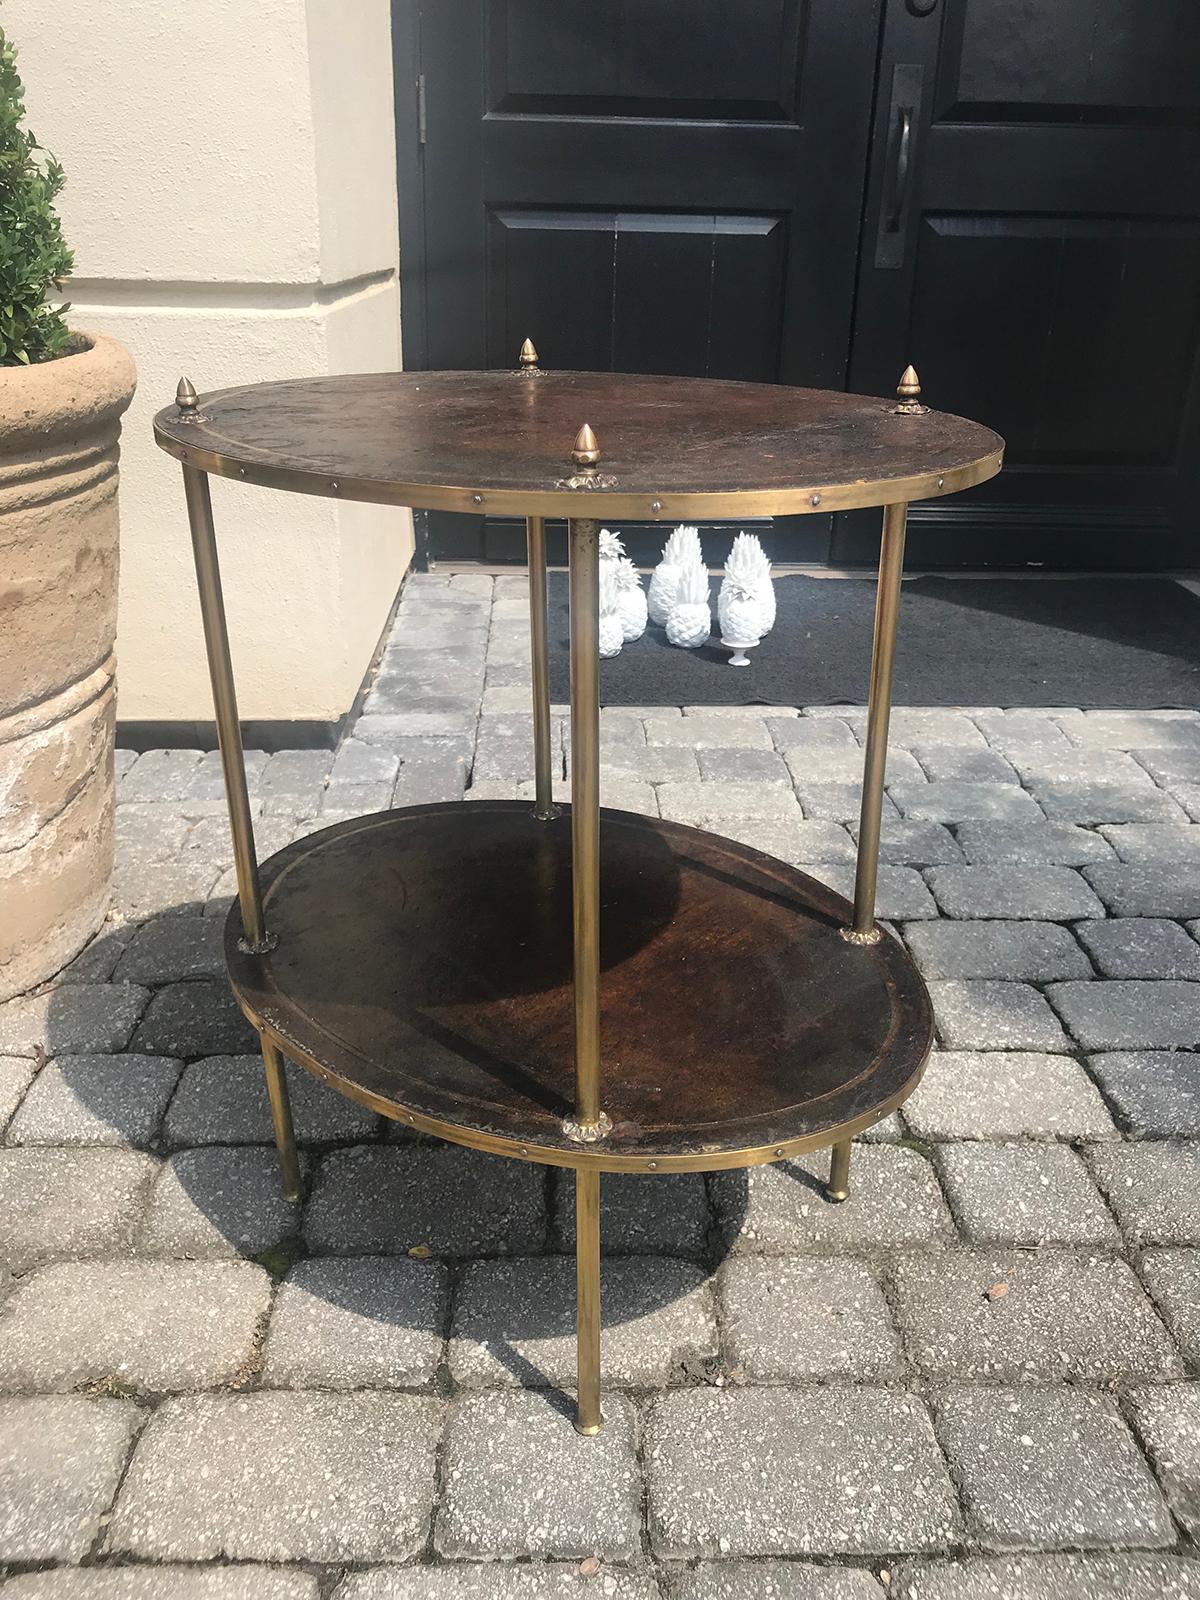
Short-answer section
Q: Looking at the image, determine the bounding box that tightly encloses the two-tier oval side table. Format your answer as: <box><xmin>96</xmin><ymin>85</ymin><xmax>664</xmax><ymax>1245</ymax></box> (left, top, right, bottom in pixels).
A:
<box><xmin>153</xmin><ymin>359</ymin><xmax>1003</xmax><ymax>1435</ymax></box>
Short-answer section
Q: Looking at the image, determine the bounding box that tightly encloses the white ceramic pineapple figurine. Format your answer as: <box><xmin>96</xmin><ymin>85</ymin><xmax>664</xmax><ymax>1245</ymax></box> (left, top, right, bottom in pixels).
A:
<box><xmin>729</xmin><ymin>531</ymin><xmax>776</xmax><ymax>635</ymax></box>
<box><xmin>665</xmin><ymin>554</ymin><xmax>711</xmax><ymax>649</ymax></box>
<box><xmin>598</xmin><ymin>560</ymin><xmax>624</xmax><ymax>658</ymax></box>
<box><xmin>648</xmin><ymin>524</ymin><xmax>702</xmax><ymax>626</ymax></box>
<box><xmin>613</xmin><ymin>556</ymin><xmax>648</xmax><ymax>643</ymax></box>
<box><xmin>599</xmin><ymin>527</ymin><xmax>626</xmax><ymax>563</ymax></box>
<box><xmin>718</xmin><ymin>545</ymin><xmax>764</xmax><ymax>667</ymax></box>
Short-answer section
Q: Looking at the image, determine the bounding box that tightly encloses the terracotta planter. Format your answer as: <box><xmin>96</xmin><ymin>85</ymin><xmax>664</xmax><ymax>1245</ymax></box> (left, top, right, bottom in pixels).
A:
<box><xmin>0</xmin><ymin>333</ymin><xmax>136</xmax><ymax>1001</ymax></box>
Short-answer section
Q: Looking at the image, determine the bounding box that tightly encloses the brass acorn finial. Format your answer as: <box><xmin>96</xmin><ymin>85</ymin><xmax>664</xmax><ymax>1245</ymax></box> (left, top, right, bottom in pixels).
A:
<box><xmin>572</xmin><ymin>423</ymin><xmax>600</xmax><ymax>468</ymax></box>
<box><xmin>519</xmin><ymin>337</ymin><xmax>539</xmax><ymax>370</ymax></box>
<box><xmin>894</xmin><ymin>364</ymin><xmax>927</xmax><ymax>415</ymax></box>
<box><xmin>176</xmin><ymin>376</ymin><xmax>198</xmax><ymax>415</ymax></box>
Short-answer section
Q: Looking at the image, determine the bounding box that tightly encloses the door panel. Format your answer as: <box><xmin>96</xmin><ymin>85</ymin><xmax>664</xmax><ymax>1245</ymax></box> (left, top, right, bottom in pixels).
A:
<box><xmin>840</xmin><ymin>0</ymin><xmax>1200</xmax><ymax>568</ymax></box>
<box><xmin>486</xmin><ymin>211</ymin><xmax>787</xmax><ymax>380</ymax></box>
<box><xmin>402</xmin><ymin>0</ymin><xmax>882</xmax><ymax>565</ymax></box>
<box><xmin>488</xmin><ymin>0</ymin><xmax>806</xmax><ymax>120</ymax></box>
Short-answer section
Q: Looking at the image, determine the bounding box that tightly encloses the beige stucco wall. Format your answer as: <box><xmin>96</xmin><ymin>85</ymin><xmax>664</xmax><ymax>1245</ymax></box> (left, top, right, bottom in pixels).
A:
<box><xmin>9</xmin><ymin>0</ymin><xmax>412</xmax><ymax>724</ymax></box>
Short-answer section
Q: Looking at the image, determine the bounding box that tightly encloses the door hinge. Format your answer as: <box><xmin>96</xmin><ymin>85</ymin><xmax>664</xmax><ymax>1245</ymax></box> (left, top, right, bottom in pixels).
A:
<box><xmin>417</xmin><ymin>73</ymin><xmax>427</xmax><ymax>146</ymax></box>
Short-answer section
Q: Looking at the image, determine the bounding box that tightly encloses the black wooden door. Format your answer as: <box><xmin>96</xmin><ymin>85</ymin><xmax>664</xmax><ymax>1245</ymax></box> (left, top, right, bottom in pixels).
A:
<box><xmin>394</xmin><ymin>0</ymin><xmax>883</xmax><ymax>566</ymax></box>
<box><xmin>838</xmin><ymin>0</ymin><xmax>1200</xmax><ymax>567</ymax></box>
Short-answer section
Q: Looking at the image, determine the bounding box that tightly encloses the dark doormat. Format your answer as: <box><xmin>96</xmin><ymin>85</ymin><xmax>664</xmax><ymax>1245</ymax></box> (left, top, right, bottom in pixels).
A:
<box><xmin>544</xmin><ymin>574</ymin><xmax>1200</xmax><ymax>709</ymax></box>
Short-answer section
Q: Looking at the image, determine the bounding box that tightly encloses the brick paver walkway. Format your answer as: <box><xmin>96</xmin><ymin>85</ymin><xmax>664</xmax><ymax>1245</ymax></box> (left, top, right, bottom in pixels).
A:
<box><xmin>1</xmin><ymin>569</ymin><xmax>1199</xmax><ymax>1596</ymax></box>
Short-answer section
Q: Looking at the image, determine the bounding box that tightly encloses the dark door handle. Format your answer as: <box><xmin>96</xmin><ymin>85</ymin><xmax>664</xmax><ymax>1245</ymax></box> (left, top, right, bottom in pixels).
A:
<box><xmin>885</xmin><ymin>107</ymin><xmax>913</xmax><ymax>231</ymax></box>
<box><xmin>873</xmin><ymin>64</ymin><xmax>923</xmax><ymax>270</ymax></box>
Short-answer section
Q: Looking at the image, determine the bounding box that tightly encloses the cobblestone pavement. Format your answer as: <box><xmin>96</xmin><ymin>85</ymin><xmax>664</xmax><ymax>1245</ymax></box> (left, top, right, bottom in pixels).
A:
<box><xmin>2</xmin><ymin>569</ymin><xmax>1200</xmax><ymax>1596</ymax></box>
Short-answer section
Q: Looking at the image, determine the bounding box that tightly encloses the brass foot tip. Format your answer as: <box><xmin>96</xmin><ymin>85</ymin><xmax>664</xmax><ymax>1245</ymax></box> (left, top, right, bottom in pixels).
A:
<box><xmin>826</xmin><ymin>1186</ymin><xmax>850</xmax><ymax>1204</ymax></box>
<box><xmin>283</xmin><ymin>1187</ymin><xmax>303</xmax><ymax>1206</ymax></box>
<box><xmin>839</xmin><ymin>925</ymin><xmax>882</xmax><ymax>946</ymax></box>
<box><xmin>532</xmin><ymin>803</ymin><xmax>562</xmax><ymax>822</ymax></box>
<box><xmin>574</xmin><ymin>1420</ymin><xmax>603</xmax><ymax>1437</ymax></box>
<box><xmin>519</xmin><ymin>337</ymin><xmax>539</xmax><ymax>370</ymax></box>
<box><xmin>562</xmin><ymin>1111</ymin><xmax>613</xmax><ymax>1144</ymax></box>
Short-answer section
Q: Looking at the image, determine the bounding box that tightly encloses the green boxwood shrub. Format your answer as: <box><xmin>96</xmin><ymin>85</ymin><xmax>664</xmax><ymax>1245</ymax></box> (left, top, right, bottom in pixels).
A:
<box><xmin>0</xmin><ymin>24</ymin><xmax>73</xmax><ymax>365</ymax></box>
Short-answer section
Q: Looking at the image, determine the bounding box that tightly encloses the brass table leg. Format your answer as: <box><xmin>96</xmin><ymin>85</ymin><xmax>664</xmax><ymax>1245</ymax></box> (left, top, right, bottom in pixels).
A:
<box><xmin>525</xmin><ymin>515</ymin><xmax>559</xmax><ymax>820</ymax></box>
<box><xmin>182</xmin><ymin>460</ymin><xmax>301</xmax><ymax>1203</ymax></box>
<box><xmin>827</xmin><ymin>1138</ymin><xmax>852</xmax><ymax>1203</ymax></box>
<box><xmin>847</xmin><ymin>500</ymin><xmax>910</xmax><ymax>943</ymax></box>
<box><xmin>835</xmin><ymin>498</ymin><xmax>910</xmax><ymax>1203</ymax></box>
<box><xmin>575</xmin><ymin>1167</ymin><xmax>602</xmax><ymax>1435</ymax></box>
<box><xmin>566</xmin><ymin>515</ymin><xmax>606</xmax><ymax>1434</ymax></box>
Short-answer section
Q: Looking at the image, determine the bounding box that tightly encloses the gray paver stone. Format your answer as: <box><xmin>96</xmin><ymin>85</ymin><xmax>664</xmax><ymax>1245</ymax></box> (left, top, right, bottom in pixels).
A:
<box><xmin>875</xmin><ymin>709</ymin><xmax>987</xmax><ymax>747</ymax></box>
<box><xmin>712</xmin><ymin>1145</ymin><xmax>952</xmax><ymax>1254</ymax></box>
<box><xmin>0</xmin><ymin>985</ymin><xmax>149</xmax><ymax>1058</ymax></box>
<box><xmin>794</xmin><ymin>784</ymin><xmax>899</xmax><ymax>824</ymax></box>
<box><xmin>1084</xmin><ymin>863</ymin><xmax>1200</xmax><ymax>918</ymax></box>
<box><xmin>889</xmin><ymin>783</ymin><xmax>1039</xmax><ymax>824</ymax></box>
<box><xmin>954</xmin><ymin>822</ymin><xmax>1114</xmax><ymax>866</ymax></box>
<box><xmin>782</xmin><ymin>746</ymin><xmax>923</xmax><ymax>785</ymax></box>
<box><xmin>261</xmin><ymin>1256</ymin><xmax>446</xmax><ymax>1389</ymax></box>
<box><xmin>333</xmin><ymin>1568</ymin><xmax>660</xmax><ymax>1600</ymax></box>
<box><xmin>139</xmin><ymin>1147</ymin><xmax>305</xmax><ymax>1259</ymax></box>
<box><xmin>1029</xmin><ymin>778</ymin><xmax>1187</xmax><ymax>825</ymax></box>
<box><xmin>767</xmin><ymin>716</ymin><xmax>858</xmax><ymax>750</ymax></box>
<box><xmin>554</xmin><ymin>1170</ymin><xmax>710</xmax><ymax>1258</ymax></box>
<box><xmin>646</xmin><ymin>715</ymin><xmax>772</xmax><ymax>749</ymax></box>
<box><xmin>0</xmin><ymin>1260</ymin><xmax>271</xmax><ymax>1393</ymax></box>
<box><xmin>892</xmin><ymin>1250</ymin><xmax>1178</xmax><ymax>1381</ymax></box>
<box><xmin>1087</xmin><ymin>1051</ymin><xmax>1200</xmax><ymax>1137</ymax></box>
<box><xmin>673</xmin><ymin>1566</ymin><xmax>884</xmax><ymax>1600</ymax></box>
<box><xmin>1134</xmin><ymin>749</ymin><xmax>1200</xmax><ymax>787</ymax></box>
<box><xmin>902</xmin><ymin>1052</ymin><xmax>1115</xmax><ymax>1142</ymax></box>
<box><xmin>0</xmin><ymin>1056</ymin><xmax>36</xmax><ymax>1130</ymax></box>
<box><xmin>305</xmin><ymin>1145</ymin><xmax>546</xmax><ymax>1256</ymax></box>
<box><xmin>1100</xmin><ymin>824</ymin><xmax>1200</xmax><ymax>863</ymax></box>
<box><xmin>449</xmin><ymin>1255</ymin><xmax>714</xmax><ymax>1388</ymax></box>
<box><xmin>112</xmin><ymin>917</ymin><xmax>226</xmax><ymax>983</ymax></box>
<box><xmin>1046</xmin><ymin>980</ymin><xmax>1200</xmax><ymax>1049</ymax></box>
<box><xmin>106</xmin><ymin>1391</ymin><xmax>441</xmax><ymax>1562</ymax></box>
<box><xmin>896</xmin><ymin>1555</ymin><xmax>1200</xmax><ymax>1600</ymax></box>
<box><xmin>56</xmin><ymin>925</ymin><xmax>133</xmax><ymax>985</ymax></box>
<box><xmin>435</xmin><ymin>1390</ymin><xmax>641</xmax><ymax>1560</ymax></box>
<box><xmin>903</xmin><ymin>921</ymin><xmax>1092</xmax><ymax>982</ymax></box>
<box><xmin>935</xmin><ymin>1385</ymin><xmax>1172</xmax><ymax>1551</ymax></box>
<box><xmin>112</xmin><ymin>860</ymin><xmax>224</xmax><ymax>923</ymax></box>
<box><xmin>163</xmin><ymin>1054</ymin><xmax>379</xmax><ymax>1146</ymax></box>
<box><xmin>1067</xmin><ymin>711</ymin><xmax>1200</xmax><ymax>749</ymax></box>
<box><xmin>1128</xmin><ymin>1383</ymin><xmax>1200</xmax><ymax>1537</ymax></box>
<box><xmin>1076</xmin><ymin>918</ymin><xmax>1200</xmax><ymax>979</ymax></box>
<box><xmin>119</xmin><ymin>749</ymin><xmax>204</xmax><ymax>802</ymax></box>
<box><xmin>935</xmin><ymin>1142</ymin><xmax>1119</xmax><ymax>1247</ymax></box>
<box><xmin>657</xmin><ymin>782</ymin><xmax>801</xmax><ymax>823</ymax></box>
<box><xmin>808</xmin><ymin>864</ymin><xmax>938</xmax><ymax>919</ymax></box>
<box><xmin>646</xmin><ymin>1387</ymin><xmax>960</xmax><ymax>1557</ymax></box>
<box><xmin>1</xmin><ymin>1567</ymin><xmax>320</xmax><ymax>1599</ymax></box>
<box><xmin>699</xmin><ymin>816</ymin><xmax>857</xmax><ymax>867</ymax></box>
<box><xmin>720</xmin><ymin>1256</ymin><xmax>902</xmax><ymax>1381</ymax></box>
<box><xmin>928</xmin><ymin>982</ymin><xmax>1070</xmax><ymax>1051</ymax></box>
<box><xmin>1140</xmin><ymin>1250</ymin><xmax>1200</xmax><ymax>1366</ymax></box>
<box><xmin>131</xmin><ymin>980</ymin><xmax>258</xmax><ymax>1057</ymax></box>
<box><xmin>913</xmin><ymin>747</ymin><xmax>1018</xmax><ymax>784</ymax></box>
<box><xmin>6</xmin><ymin>1054</ymin><xmax>182</xmax><ymax>1148</ymax></box>
<box><xmin>0</xmin><ymin>1395</ymin><xmax>140</xmax><ymax>1561</ymax></box>
<box><xmin>924</xmin><ymin>866</ymin><xmax>1103</xmax><ymax>920</ymax></box>
<box><xmin>1090</xmin><ymin>1142</ymin><xmax>1200</xmax><ymax>1247</ymax></box>
<box><xmin>858</xmin><ymin>819</ymin><xmax>963</xmax><ymax>866</ymax></box>
<box><xmin>0</xmin><ymin>1149</ymin><xmax>157</xmax><ymax>1271</ymax></box>
<box><xmin>698</xmin><ymin>747</ymin><xmax>792</xmax><ymax>784</ymax></box>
